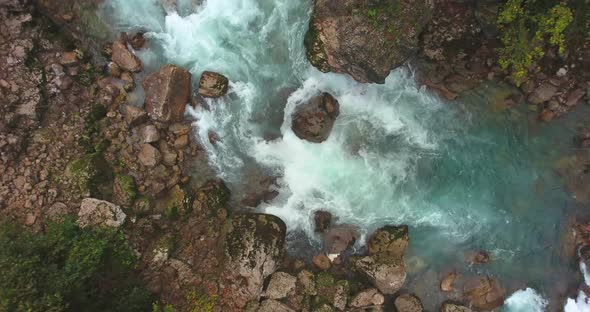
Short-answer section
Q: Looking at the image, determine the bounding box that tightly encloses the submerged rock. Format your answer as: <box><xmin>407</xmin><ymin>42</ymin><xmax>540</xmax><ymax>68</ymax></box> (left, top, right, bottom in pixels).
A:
<box><xmin>111</xmin><ymin>40</ymin><xmax>142</xmax><ymax>72</ymax></box>
<box><xmin>143</xmin><ymin>64</ymin><xmax>192</xmax><ymax>122</ymax></box>
<box><xmin>223</xmin><ymin>213</ymin><xmax>286</xmax><ymax>308</ymax></box>
<box><xmin>440</xmin><ymin>272</ymin><xmax>457</xmax><ymax>292</ymax></box>
<box><xmin>394</xmin><ymin>293</ymin><xmax>423</xmax><ymax>312</ymax></box>
<box><xmin>440</xmin><ymin>302</ymin><xmax>472</xmax><ymax>312</ymax></box>
<box><xmin>462</xmin><ymin>275</ymin><xmax>506</xmax><ymax>310</ymax></box>
<box><xmin>77</xmin><ymin>198</ymin><xmax>126</xmax><ymax>228</ymax></box>
<box><xmin>198</xmin><ymin>71</ymin><xmax>229</xmax><ymax>98</ymax></box>
<box><xmin>305</xmin><ymin>0</ymin><xmax>433</xmax><ymax>83</ymax></box>
<box><xmin>314</xmin><ymin>210</ymin><xmax>332</xmax><ymax>232</ymax></box>
<box><xmin>354</xmin><ymin>256</ymin><xmax>406</xmax><ymax>294</ymax></box>
<box><xmin>292</xmin><ymin>92</ymin><xmax>340</xmax><ymax>143</ymax></box>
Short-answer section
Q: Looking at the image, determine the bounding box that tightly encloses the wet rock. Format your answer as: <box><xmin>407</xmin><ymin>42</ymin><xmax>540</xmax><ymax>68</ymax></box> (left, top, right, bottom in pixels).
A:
<box><xmin>111</xmin><ymin>40</ymin><xmax>142</xmax><ymax>72</ymax></box>
<box><xmin>314</xmin><ymin>210</ymin><xmax>332</xmax><ymax>232</ymax></box>
<box><xmin>462</xmin><ymin>275</ymin><xmax>506</xmax><ymax>310</ymax></box>
<box><xmin>466</xmin><ymin>250</ymin><xmax>490</xmax><ymax>265</ymax></box>
<box><xmin>266</xmin><ymin>272</ymin><xmax>297</xmax><ymax>299</ymax></box>
<box><xmin>122</xmin><ymin>104</ymin><xmax>148</xmax><ymax>127</ymax></box>
<box><xmin>440</xmin><ymin>272</ymin><xmax>457</xmax><ymax>292</ymax></box>
<box><xmin>198</xmin><ymin>71</ymin><xmax>229</xmax><ymax>98</ymax></box>
<box><xmin>77</xmin><ymin>198</ymin><xmax>126</xmax><ymax>228</ymax></box>
<box><xmin>324</xmin><ymin>225</ymin><xmax>358</xmax><ymax>255</ymax></box>
<box><xmin>354</xmin><ymin>256</ymin><xmax>406</xmax><ymax>294</ymax></box>
<box><xmin>292</xmin><ymin>92</ymin><xmax>340</xmax><ymax>143</ymax></box>
<box><xmin>120</xmin><ymin>71</ymin><xmax>135</xmax><ymax>91</ymax></box>
<box><xmin>192</xmin><ymin>179</ymin><xmax>230</xmax><ymax>216</ymax></box>
<box><xmin>223</xmin><ymin>213</ymin><xmax>286</xmax><ymax>308</ymax></box>
<box><xmin>440</xmin><ymin>302</ymin><xmax>472</xmax><ymax>312</ymax></box>
<box><xmin>113</xmin><ymin>175</ymin><xmax>137</xmax><ymax>207</ymax></box>
<box><xmin>305</xmin><ymin>0</ymin><xmax>433</xmax><ymax>83</ymax></box>
<box><xmin>173</xmin><ymin>134</ymin><xmax>189</xmax><ymax>149</ymax></box>
<box><xmin>394</xmin><ymin>294</ymin><xmax>423</xmax><ymax>312</ymax></box>
<box><xmin>140</xmin><ymin>124</ymin><xmax>160</xmax><ymax>143</ymax></box>
<box><xmin>258</xmin><ymin>299</ymin><xmax>294</xmax><ymax>312</ymax></box>
<box><xmin>528</xmin><ymin>83</ymin><xmax>558</xmax><ymax>104</ymax></box>
<box><xmin>143</xmin><ymin>64</ymin><xmax>192</xmax><ymax>122</ymax></box>
<box><xmin>297</xmin><ymin>269</ymin><xmax>317</xmax><ymax>295</ymax></box>
<box><xmin>313</xmin><ymin>253</ymin><xmax>332</xmax><ymax>270</ymax></box>
<box><xmin>130</xmin><ymin>32</ymin><xmax>146</xmax><ymax>50</ymax></box>
<box><xmin>349</xmin><ymin>288</ymin><xmax>385</xmax><ymax>308</ymax></box>
<box><xmin>540</xmin><ymin>109</ymin><xmax>555</xmax><ymax>122</ymax></box>
<box><xmin>138</xmin><ymin>143</ymin><xmax>161</xmax><ymax>167</ymax></box>
<box><xmin>368</xmin><ymin>225</ymin><xmax>409</xmax><ymax>260</ymax></box>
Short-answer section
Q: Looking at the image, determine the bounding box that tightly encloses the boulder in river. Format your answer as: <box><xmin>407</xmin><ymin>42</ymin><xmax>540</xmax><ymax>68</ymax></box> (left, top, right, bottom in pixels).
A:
<box><xmin>368</xmin><ymin>225</ymin><xmax>409</xmax><ymax>260</ymax></box>
<box><xmin>292</xmin><ymin>92</ymin><xmax>340</xmax><ymax>143</ymax></box>
<box><xmin>198</xmin><ymin>71</ymin><xmax>229</xmax><ymax>98</ymax></box>
<box><xmin>314</xmin><ymin>210</ymin><xmax>332</xmax><ymax>232</ymax></box>
<box><xmin>223</xmin><ymin>213</ymin><xmax>286</xmax><ymax>308</ymax></box>
<box><xmin>111</xmin><ymin>40</ymin><xmax>142</xmax><ymax>72</ymax></box>
<box><xmin>143</xmin><ymin>64</ymin><xmax>192</xmax><ymax>122</ymax></box>
<box><xmin>305</xmin><ymin>0</ymin><xmax>434</xmax><ymax>83</ymax></box>
<box><xmin>462</xmin><ymin>275</ymin><xmax>506</xmax><ymax>310</ymax></box>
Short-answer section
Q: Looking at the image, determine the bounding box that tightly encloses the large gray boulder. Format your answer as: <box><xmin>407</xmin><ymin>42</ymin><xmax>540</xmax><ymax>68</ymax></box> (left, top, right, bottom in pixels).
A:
<box><xmin>305</xmin><ymin>0</ymin><xmax>434</xmax><ymax>83</ymax></box>
<box><xmin>223</xmin><ymin>213</ymin><xmax>286</xmax><ymax>308</ymax></box>
<box><xmin>77</xmin><ymin>198</ymin><xmax>126</xmax><ymax>228</ymax></box>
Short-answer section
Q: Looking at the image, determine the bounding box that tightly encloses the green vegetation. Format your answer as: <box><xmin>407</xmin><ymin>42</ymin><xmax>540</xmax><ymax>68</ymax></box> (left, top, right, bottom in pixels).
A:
<box><xmin>0</xmin><ymin>218</ymin><xmax>153</xmax><ymax>312</ymax></box>
<box><xmin>497</xmin><ymin>0</ymin><xmax>574</xmax><ymax>85</ymax></box>
<box><xmin>186</xmin><ymin>291</ymin><xmax>218</xmax><ymax>312</ymax></box>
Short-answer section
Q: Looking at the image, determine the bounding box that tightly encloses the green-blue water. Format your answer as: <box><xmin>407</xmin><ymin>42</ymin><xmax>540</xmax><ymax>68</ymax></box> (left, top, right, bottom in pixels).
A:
<box><xmin>99</xmin><ymin>0</ymin><xmax>586</xmax><ymax>309</ymax></box>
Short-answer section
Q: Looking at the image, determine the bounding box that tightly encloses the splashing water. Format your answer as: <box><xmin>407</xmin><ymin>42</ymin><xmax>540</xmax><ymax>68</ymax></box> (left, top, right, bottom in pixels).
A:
<box><xmin>100</xmin><ymin>0</ymin><xmax>586</xmax><ymax>307</ymax></box>
<box><xmin>502</xmin><ymin>288</ymin><xmax>548</xmax><ymax>312</ymax></box>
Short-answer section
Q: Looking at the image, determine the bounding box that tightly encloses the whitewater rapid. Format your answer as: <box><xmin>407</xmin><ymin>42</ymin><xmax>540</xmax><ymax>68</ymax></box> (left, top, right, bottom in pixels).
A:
<box><xmin>100</xmin><ymin>0</ymin><xmax>586</xmax><ymax>310</ymax></box>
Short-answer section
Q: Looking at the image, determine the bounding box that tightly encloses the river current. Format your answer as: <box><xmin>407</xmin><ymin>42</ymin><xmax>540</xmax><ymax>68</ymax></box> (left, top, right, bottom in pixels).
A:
<box><xmin>99</xmin><ymin>0</ymin><xmax>588</xmax><ymax>310</ymax></box>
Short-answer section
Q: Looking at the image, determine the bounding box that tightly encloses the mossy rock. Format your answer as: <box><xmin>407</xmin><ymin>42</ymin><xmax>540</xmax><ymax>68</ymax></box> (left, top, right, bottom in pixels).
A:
<box><xmin>65</xmin><ymin>153</ymin><xmax>113</xmax><ymax>198</ymax></box>
<box><xmin>133</xmin><ymin>196</ymin><xmax>153</xmax><ymax>216</ymax></box>
<box><xmin>192</xmin><ymin>179</ymin><xmax>230</xmax><ymax>218</ymax></box>
<box><xmin>304</xmin><ymin>19</ymin><xmax>330</xmax><ymax>72</ymax></box>
<box><xmin>113</xmin><ymin>175</ymin><xmax>137</xmax><ymax>207</ymax></box>
<box><xmin>161</xmin><ymin>185</ymin><xmax>192</xmax><ymax>219</ymax></box>
<box><xmin>368</xmin><ymin>225</ymin><xmax>409</xmax><ymax>262</ymax></box>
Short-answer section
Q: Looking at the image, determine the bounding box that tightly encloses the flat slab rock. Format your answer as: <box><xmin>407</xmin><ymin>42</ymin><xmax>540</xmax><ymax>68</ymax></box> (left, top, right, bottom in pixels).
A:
<box><xmin>143</xmin><ymin>64</ymin><xmax>192</xmax><ymax>122</ymax></box>
<box><xmin>77</xmin><ymin>198</ymin><xmax>126</xmax><ymax>228</ymax></box>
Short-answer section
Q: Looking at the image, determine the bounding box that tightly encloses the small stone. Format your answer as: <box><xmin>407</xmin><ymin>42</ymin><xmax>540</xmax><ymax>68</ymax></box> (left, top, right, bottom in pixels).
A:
<box><xmin>556</xmin><ymin>67</ymin><xmax>567</xmax><ymax>77</ymax></box>
<box><xmin>441</xmin><ymin>272</ymin><xmax>457</xmax><ymax>292</ymax></box>
<box><xmin>107</xmin><ymin>62</ymin><xmax>122</xmax><ymax>77</ymax></box>
<box><xmin>122</xmin><ymin>105</ymin><xmax>148</xmax><ymax>127</ymax></box>
<box><xmin>312</xmin><ymin>253</ymin><xmax>331</xmax><ymax>270</ymax></box>
<box><xmin>25</xmin><ymin>213</ymin><xmax>36</xmax><ymax>225</ymax></box>
<box><xmin>138</xmin><ymin>144</ymin><xmax>161</xmax><ymax>167</ymax></box>
<box><xmin>198</xmin><ymin>71</ymin><xmax>229</xmax><ymax>98</ymax></box>
<box><xmin>140</xmin><ymin>125</ymin><xmax>160</xmax><ymax>143</ymax></box>
<box><xmin>173</xmin><ymin>134</ymin><xmax>189</xmax><ymax>149</ymax></box>
<box><xmin>121</xmin><ymin>71</ymin><xmax>135</xmax><ymax>91</ymax></box>
<box><xmin>394</xmin><ymin>294</ymin><xmax>423</xmax><ymax>312</ymax></box>
<box><xmin>60</xmin><ymin>52</ymin><xmax>78</xmax><ymax>66</ymax></box>
<box><xmin>440</xmin><ymin>302</ymin><xmax>472</xmax><ymax>312</ymax></box>
<box><xmin>540</xmin><ymin>109</ymin><xmax>555</xmax><ymax>122</ymax></box>
<box><xmin>169</xmin><ymin>123</ymin><xmax>192</xmax><ymax>135</ymax></box>
<box><xmin>349</xmin><ymin>288</ymin><xmax>385</xmax><ymax>308</ymax></box>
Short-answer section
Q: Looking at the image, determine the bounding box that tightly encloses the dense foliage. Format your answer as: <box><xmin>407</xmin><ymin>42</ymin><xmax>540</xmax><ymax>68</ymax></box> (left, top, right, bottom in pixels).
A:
<box><xmin>0</xmin><ymin>219</ymin><xmax>153</xmax><ymax>312</ymax></box>
<box><xmin>497</xmin><ymin>0</ymin><xmax>574</xmax><ymax>85</ymax></box>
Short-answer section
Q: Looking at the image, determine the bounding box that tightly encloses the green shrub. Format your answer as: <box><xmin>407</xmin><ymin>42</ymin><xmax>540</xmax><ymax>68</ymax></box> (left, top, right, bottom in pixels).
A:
<box><xmin>0</xmin><ymin>218</ymin><xmax>153</xmax><ymax>312</ymax></box>
<box><xmin>497</xmin><ymin>0</ymin><xmax>574</xmax><ymax>85</ymax></box>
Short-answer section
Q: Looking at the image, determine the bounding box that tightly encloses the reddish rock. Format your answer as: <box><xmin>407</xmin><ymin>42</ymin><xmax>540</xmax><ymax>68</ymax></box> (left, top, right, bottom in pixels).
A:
<box><xmin>292</xmin><ymin>92</ymin><xmax>340</xmax><ymax>143</ymax></box>
<box><xmin>312</xmin><ymin>253</ymin><xmax>331</xmax><ymax>270</ymax></box>
<box><xmin>314</xmin><ymin>210</ymin><xmax>332</xmax><ymax>233</ymax></box>
<box><xmin>198</xmin><ymin>71</ymin><xmax>229</xmax><ymax>98</ymax></box>
<box><xmin>143</xmin><ymin>64</ymin><xmax>192</xmax><ymax>122</ymax></box>
<box><xmin>324</xmin><ymin>225</ymin><xmax>358</xmax><ymax>254</ymax></box>
<box><xmin>111</xmin><ymin>40</ymin><xmax>142</xmax><ymax>72</ymax></box>
<box><xmin>466</xmin><ymin>250</ymin><xmax>490</xmax><ymax>264</ymax></box>
<box><xmin>441</xmin><ymin>272</ymin><xmax>457</xmax><ymax>292</ymax></box>
<box><xmin>138</xmin><ymin>144</ymin><xmax>161</xmax><ymax>167</ymax></box>
<box><xmin>540</xmin><ymin>109</ymin><xmax>555</xmax><ymax>122</ymax></box>
<box><xmin>122</xmin><ymin>104</ymin><xmax>148</xmax><ymax>127</ymax></box>
<box><xmin>463</xmin><ymin>275</ymin><xmax>506</xmax><ymax>310</ymax></box>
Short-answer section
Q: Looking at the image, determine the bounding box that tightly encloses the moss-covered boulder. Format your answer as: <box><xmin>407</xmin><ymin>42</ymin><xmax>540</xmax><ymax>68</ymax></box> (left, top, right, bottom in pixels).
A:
<box><xmin>368</xmin><ymin>225</ymin><xmax>409</xmax><ymax>261</ymax></box>
<box><xmin>112</xmin><ymin>175</ymin><xmax>137</xmax><ymax>207</ymax></box>
<box><xmin>156</xmin><ymin>185</ymin><xmax>192</xmax><ymax>219</ymax></box>
<box><xmin>222</xmin><ymin>213</ymin><xmax>286</xmax><ymax>309</ymax></box>
<box><xmin>305</xmin><ymin>0</ymin><xmax>434</xmax><ymax>83</ymax></box>
<box><xmin>65</xmin><ymin>153</ymin><xmax>113</xmax><ymax>198</ymax></box>
<box><xmin>192</xmin><ymin>179</ymin><xmax>230</xmax><ymax>217</ymax></box>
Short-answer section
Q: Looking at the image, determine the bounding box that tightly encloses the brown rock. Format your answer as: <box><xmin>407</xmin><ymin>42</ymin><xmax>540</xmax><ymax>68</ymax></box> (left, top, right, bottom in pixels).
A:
<box><xmin>528</xmin><ymin>83</ymin><xmax>558</xmax><ymax>104</ymax></box>
<box><xmin>130</xmin><ymin>32</ymin><xmax>146</xmax><ymax>50</ymax></box>
<box><xmin>540</xmin><ymin>109</ymin><xmax>555</xmax><ymax>122</ymax></box>
<box><xmin>140</xmin><ymin>124</ymin><xmax>160</xmax><ymax>143</ymax></box>
<box><xmin>354</xmin><ymin>256</ymin><xmax>406</xmax><ymax>294</ymax></box>
<box><xmin>292</xmin><ymin>92</ymin><xmax>340</xmax><ymax>143</ymax></box>
<box><xmin>122</xmin><ymin>105</ymin><xmax>148</xmax><ymax>127</ymax></box>
<box><xmin>111</xmin><ymin>40</ymin><xmax>142</xmax><ymax>72</ymax></box>
<box><xmin>138</xmin><ymin>144</ymin><xmax>161</xmax><ymax>167</ymax></box>
<box><xmin>567</xmin><ymin>88</ymin><xmax>586</xmax><ymax>106</ymax></box>
<box><xmin>143</xmin><ymin>64</ymin><xmax>192</xmax><ymax>122</ymax></box>
<box><xmin>349</xmin><ymin>288</ymin><xmax>385</xmax><ymax>308</ymax></box>
<box><xmin>324</xmin><ymin>225</ymin><xmax>358</xmax><ymax>254</ymax></box>
<box><xmin>368</xmin><ymin>225</ymin><xmax>409</xmax><ymax>260</ymax></box>
<box><xmin>314</xmin><ymin>210</ymin><xmax>332</xmax><ymax>232</ymax></box>
<box><xmin>60</xmin><ymin>51</ymin><xmax>78</xmax><ymax>66</ymax></box>
<box><xmin>173</xmin><ymin>134</ymin><xmax>189</xmax><ymax>149</ymax></box>
<box><xmin>467</xmin><ymin>250</ymin><xmax>490</xmax><ymax>264</ymax></box>
<box><xmin>440</xmin><ymin>302</ymin><xmax>472</xmax><ymax>312</ymax></box>
<box><xmin>440</xmin><ymin>272</ymin><xmax>457</xmax><ymax>292</ymax></box>
<box><xmin>312</xmin><ymin>253</ymin><xmax>331</xmax><ymax>270</ymax></box>
<box><xmin>198</xmin><ymin>71</ymin><xmax>229</xmax><ymax>98</ymax></box>
<box><xmin>463</xmin><ymin>275</ymin><xmax>506</xmax><ymax>310</ymax></box>
<box><xmin>394</xmin><ymin>294</ymin><xmax>423</xmax><ymax>312</ymax></box>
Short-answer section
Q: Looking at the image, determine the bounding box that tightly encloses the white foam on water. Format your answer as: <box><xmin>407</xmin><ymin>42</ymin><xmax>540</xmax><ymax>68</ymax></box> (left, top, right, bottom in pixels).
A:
<box><xmin>502</xmin><ymin>288</ymin><xmax>548</xmax><ymax>312</ymax></box>
<box><xmin>564</xmin><ymin>261</ymin><xmax>590</xmax><ymax>312</ymax></box>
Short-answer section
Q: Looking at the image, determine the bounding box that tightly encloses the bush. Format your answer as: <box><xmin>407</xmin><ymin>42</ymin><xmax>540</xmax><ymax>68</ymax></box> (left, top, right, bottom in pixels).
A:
<box><xmin>0</xmin><ymin>218</ymin><xmax>153</xmax><ymax>312</ymax></box>
<box><xmin>497</xmin><ymin>0</ymin><xmax>574</xmax><ymax>85</ymax></box>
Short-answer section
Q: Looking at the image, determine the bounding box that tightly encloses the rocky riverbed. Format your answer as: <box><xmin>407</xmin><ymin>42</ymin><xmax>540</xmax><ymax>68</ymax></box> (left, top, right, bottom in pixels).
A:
<box><xmin>1</xmin><ymin>0</ymin><xmax>590</xmax><ymax>311</ymax></box>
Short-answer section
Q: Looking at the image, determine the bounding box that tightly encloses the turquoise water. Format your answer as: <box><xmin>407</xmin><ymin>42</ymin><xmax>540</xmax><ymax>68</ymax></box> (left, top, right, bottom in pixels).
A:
<box><xmin>99</xmin><ymin>0</ymin><xmax>585</xmax><ymax>309</ymax></box>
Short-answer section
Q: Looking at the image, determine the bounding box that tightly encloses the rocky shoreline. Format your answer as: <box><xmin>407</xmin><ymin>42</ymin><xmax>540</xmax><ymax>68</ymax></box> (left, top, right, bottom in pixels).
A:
<box><xmin>1</xmin><ymin>0</ymin><xmax>589</xmax><ymax>311</ymax></box>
